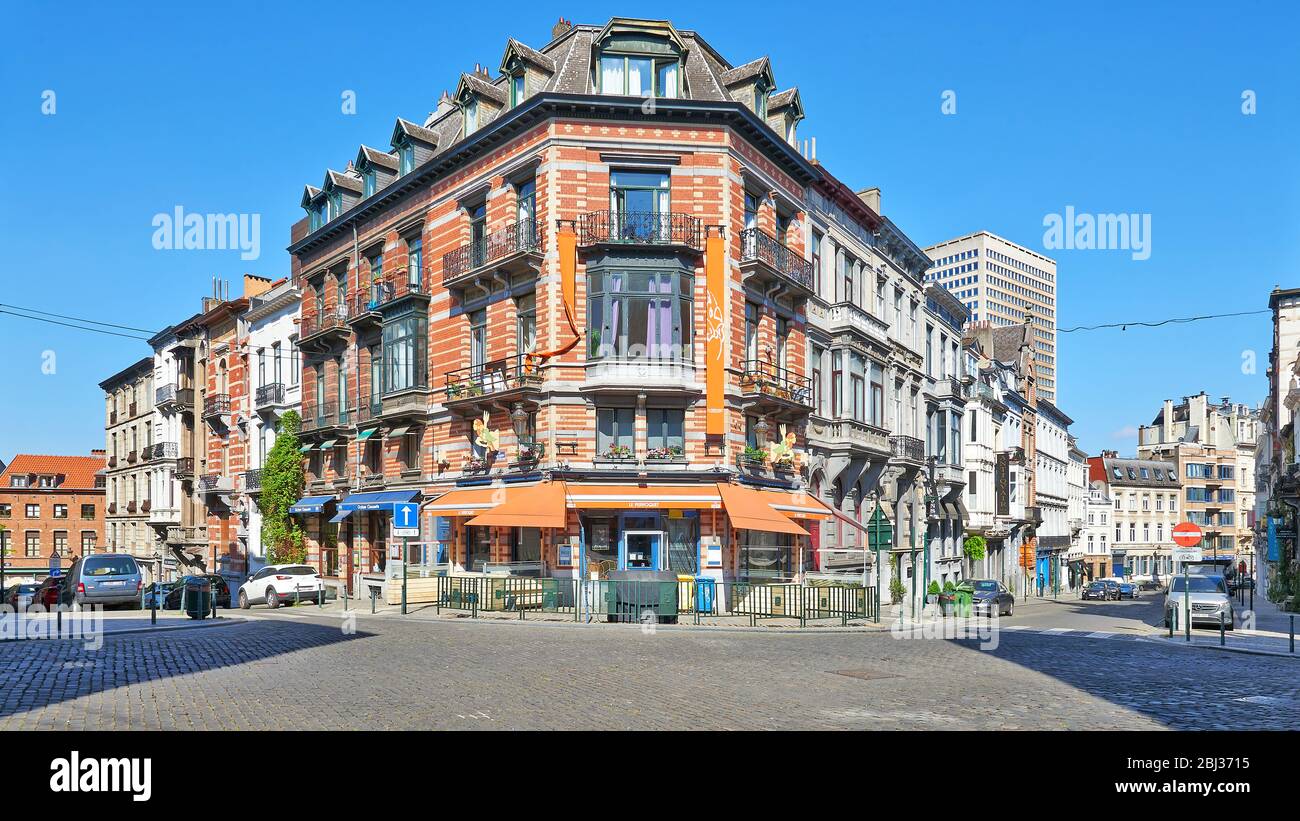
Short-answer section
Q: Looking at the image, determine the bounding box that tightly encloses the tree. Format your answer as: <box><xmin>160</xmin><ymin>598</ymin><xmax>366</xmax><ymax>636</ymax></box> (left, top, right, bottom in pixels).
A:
<box><xmin>259</xmin><ymin>410</ymin><xmax>307</xmax><ymax>565</ymax></box>
<box><xmin>962</xmin><ymin>534</ymin><xmax>987</xmax><ymax>577</ymax></box>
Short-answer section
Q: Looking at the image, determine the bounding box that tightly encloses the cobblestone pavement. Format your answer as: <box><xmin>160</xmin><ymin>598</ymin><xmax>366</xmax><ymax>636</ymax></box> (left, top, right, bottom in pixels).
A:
<box><xmin>0</xmin><ymin>612</ymin><xmax>1294</xmax><ymax>730</ymax></box>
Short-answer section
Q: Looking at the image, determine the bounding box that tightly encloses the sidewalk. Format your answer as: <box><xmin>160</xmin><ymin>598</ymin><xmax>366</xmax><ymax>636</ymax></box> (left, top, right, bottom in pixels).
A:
<box><xmin>0</xmin><ymin>610</ymin><xmax>245</xmax><ymax>641</ymax></box>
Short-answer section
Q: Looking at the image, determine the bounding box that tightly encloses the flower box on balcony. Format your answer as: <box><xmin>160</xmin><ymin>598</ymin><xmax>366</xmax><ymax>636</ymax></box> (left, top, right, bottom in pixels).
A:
<box><xmin>741</xmin><ymin>446</ymin><xmax>769</xmax><ymax>466</ymax></box>
<box><xmin>463</xmin><ymin>458</ymin><xmax>489</xmax><ymax>473</ymax></box>
<box><xmin>516</xmin><ymin>442</ymin><xmax>546</xmax><ymax>464</ymax></box>
<box><xmin>646</xmin><ymin>446</ymin><xmax>685</xmax><ymax>462</ymax></box>
<box><xmin>600</xmin><ymin>445</ymin><xmax>634</xmax><ymax>461</ymax></box>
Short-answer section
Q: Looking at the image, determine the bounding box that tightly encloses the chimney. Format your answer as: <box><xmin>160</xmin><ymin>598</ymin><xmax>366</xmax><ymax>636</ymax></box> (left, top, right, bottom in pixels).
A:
<box><xmin>432</xmin><ymin>90</ymin><xmax>455</xmax><ymax>122</ymax></box>
<box><xmin>90</xmin><ymin>449</ymin><xmax>106</xmax><ymax>457</ymax></box>
<box><xmin>243</xmin><ymin>274</ymin><xmax>273</xmax><ymax>299</ymax></box>
<box><xmin>1162</xmin><ymin>398</ymin><xmax>1173</xmax><ymax>442</ymax></box>
<box><xmin>857</xmin><ymin>187</ymin><xmax>881</xmax><ymax>213</ymax></box>
<box><xmin>552</xmin><ymin>17</ymin><xmax>572</xmax><ymax>39</ymax></box>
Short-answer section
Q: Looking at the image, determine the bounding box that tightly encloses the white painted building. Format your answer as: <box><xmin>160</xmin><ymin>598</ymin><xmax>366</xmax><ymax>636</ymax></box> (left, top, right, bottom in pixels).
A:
<box><xmin>242</xmin><ymin>279</ymin><xmax>302</xmax><ymax>571</ymax></box>
<box><xmin>1081</xmin><ymin>481</ymin><xmax>1112</xmax><ymax>581</ymax></box>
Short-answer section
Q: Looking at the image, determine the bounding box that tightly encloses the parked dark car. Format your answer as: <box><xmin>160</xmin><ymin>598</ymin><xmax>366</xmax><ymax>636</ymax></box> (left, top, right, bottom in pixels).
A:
<box><xmin>4</xmin><ymin>583</ymin><xmax>40</xmax><ymax>610</ymax></box>
<box><xmin>141</xmin><ymin>581</ymin><xmax>178</xmax><ymax>609</ymax></box>
<box><xmin>938</xmin><ymin>579</ymin><xmax>1014</xmax><ymax>616</ymax></box>
<box><xmin>1116</xmin><ymin>580</ymin><xmax>1138</xmax><ymax>599</ymax></box>
<box><xmin>1082</xmin><ymin>581</ymin><xmax>1110</xmax><ymax>600</ymax></box>
<box><xmin>1229</xmin><ymin>576</ymin><xmax>1256</xmax><ymax>592</ymax></box>
<box><xmin>31</xmin><ymin>576</ymin><xmax>72</xmax><ymax>609</ymax></box>
<box><xmin>162</xmin><ymin>575</ymin><xmax>232</xmax><ymax>610</ymax></box>
<box><xmin>1101</xmin><ymin>580</ymin><xmax>1122</xmax><ymax>600</ymax></box>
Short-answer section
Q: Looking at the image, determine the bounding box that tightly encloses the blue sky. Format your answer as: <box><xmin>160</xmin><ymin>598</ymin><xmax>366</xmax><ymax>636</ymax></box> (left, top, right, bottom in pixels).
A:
<box><xmin>1</xmin><ymin>0</ymin><xmax>1297</xmax><ymax>460</ymax></box>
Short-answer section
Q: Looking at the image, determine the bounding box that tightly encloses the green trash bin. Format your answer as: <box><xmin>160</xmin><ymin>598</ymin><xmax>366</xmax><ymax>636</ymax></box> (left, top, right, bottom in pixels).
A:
<box><xmin>954</xmin><ymin>588</ymin><xmax>973</xmax><ymax>617</ymax></box>
<box><xmin>182</xmin><ymin>577</ymin><xmax>212</xmax><ymax>620</ymax></box>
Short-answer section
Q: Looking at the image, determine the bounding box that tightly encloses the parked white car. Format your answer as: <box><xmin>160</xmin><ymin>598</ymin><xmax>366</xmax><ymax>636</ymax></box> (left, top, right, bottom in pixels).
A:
<box><xmin>237</xmin><ymin>564</ymin><xmax>324</xmax><ymax>609</ymax></box>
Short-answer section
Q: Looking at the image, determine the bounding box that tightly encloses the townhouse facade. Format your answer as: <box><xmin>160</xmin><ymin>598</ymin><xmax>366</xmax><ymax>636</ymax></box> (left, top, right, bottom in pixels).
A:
<box><xmin>802</xmin><ymin>180</ymin><xmax>930</xmax><ymax>598</ymax></box>
<box><xmin>1066</xmin><ymin>439</ymin><xmax>1088</xmax><ymax>585</ymax></box>
<box><xmin>922</xmin><ymin>283</ymin><xmax>970</xmax><ymax>590</ymax></box>
<box><xmin>244</xmin><ymin>278</ymin><xmax>303</xmax><ymax>569</ymax></box>
<box><xmin>1086</xmin><ymin>452</ymin><xmax>1180</xmax><ymax>581</ymax></box>
<box><xmin>1034</xmin><ymin>399</ymin><xmax>1074</xmax><ymax>592</ymax></box>
<box><xmin>147</xmin><ymin>312</ymin><xmax>209</xmax><ymax>577</ymax></box>
<box><xmin>98</xmin><ymin>357</ymin><xmax>157</xmax><ymax>569</ymax></box>
<box><xmin>286</xmin><ymin>17</ymin><xmax>860</xmax><ymax>598</ymax></box>
<box><xmin>1257</xmin><ymin>287</ymin><xmax>1300</xmax><ymax>593</ymax></box>
<box><xmin>1137</xmin><ymin>392</ymin><xmax>1258</xmax><ymax>564</ymax></box>
<box><xmin>0</xmin><ymin>453</ymin><xmax>105</xmax><ymax>583</ymax></box>
<box><xmin>1080</xmin><ymin>479</ymin><xmax>1112</xmax><ymax>581</ymax></box>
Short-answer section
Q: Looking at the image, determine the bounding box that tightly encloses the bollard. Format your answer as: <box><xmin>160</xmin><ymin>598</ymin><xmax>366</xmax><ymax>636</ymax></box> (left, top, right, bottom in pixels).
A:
<box><xmin>1291</xmin><ymin>615</ymin><xmax>1295</xmax><ymax>654</ymax></box>
<box><xmin>370</xmin><ymin>586</ymin><xmax>378</xmax><ymax>614</ymax></box>
<box><xmin>1219</xmin><ymin>611</ymin><xmax>1225</xmax><ymax>646</ymax></box>
<box><xmin>1168</xmin><ymin>607</ymin><xmax>1174</xmax><ymax>638</ymax></box>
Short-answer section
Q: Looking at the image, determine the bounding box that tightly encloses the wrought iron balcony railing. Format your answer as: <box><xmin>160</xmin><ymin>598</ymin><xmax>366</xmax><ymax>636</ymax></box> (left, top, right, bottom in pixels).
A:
<box><xmin>364</xmin><ymin>270</ymin><xmax>430</xmax><ymax>311</ymax></box>
<box><xmin>577</xmin><ymin>210</ymin><xmax>702</xmax><ymax>250</ymax></box>
<box><xmin>890</xmin><ymin>435</ymin><xmax>926</xmax><ymax>463</ymax></box>
<box><xmin>444</xmin><ymin>354</ymin><xmax>543</xmax><ymax>401</ymax></box>
<box><xmin>443</xmin><ymin>219</ymin><xmax>544</xmax><ymax>283</ymax></box>
<box><xmin>740</xmin><ymin>228</ymin><xmax>813</xmax><ymax>290</ymax></box>
<box><xmin>155</xmin><ymin>384</ymin><xmax>195</xmax><ymax>410</ymax></box>
<box><xmin>202</xmin><ymin>393</ymin><xmax>231</xmax><ymax>419</ymax></box>
<box><xmin>738</xmin><ymin>359</ymin><xmax>813</xmax><ymax>407</ymax></box>
<box><xmin>176</xmin><ymin>457</ymin><xmax>195</xmax><ymax>478</ymax></box>
<box><xmin>300</xmin><ymin>306</ymin><xmax>349</xmax><ymax>341</ymax></box>
<box><xmin>255</xmin><ymin>382</ymin><xmax>285</xmax><ymax>407</ymax></box>
<box><xmin>243</xmin><ymin>469</ymin><xmax>263</xmax><ymax>492</ymax></box>
<box><xmin>301</xmin><ymin>401</ymin><xmax>350</xmax><ymax>433</ymax></box>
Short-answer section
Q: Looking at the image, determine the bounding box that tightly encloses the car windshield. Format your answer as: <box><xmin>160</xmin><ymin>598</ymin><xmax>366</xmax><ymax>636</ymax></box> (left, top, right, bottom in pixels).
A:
<box><xmin>83</xmin><ymin>557</ymin><xmax>139</xmax><ymax>576</ymax></box>
<box><xmin>970</xmin><ymin>581</ymin><xmax>998</xmax><ymax>591</ymax></box>
<box><xmin>1169</xmin><ymin>576</ymin><xmax>1226</xmax><ymax>594</ymax></box>
<box><xmin>1087</xmin><ymin>582</ymin><xmax>1105</xmax><ymax>588</ymax></box>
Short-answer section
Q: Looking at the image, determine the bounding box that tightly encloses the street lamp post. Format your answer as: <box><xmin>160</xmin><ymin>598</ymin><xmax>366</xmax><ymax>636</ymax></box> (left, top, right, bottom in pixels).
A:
<box><xmin>924</xmin><ymin>456</ymin><xmax>938</xmax><ymax>605</ymax></box>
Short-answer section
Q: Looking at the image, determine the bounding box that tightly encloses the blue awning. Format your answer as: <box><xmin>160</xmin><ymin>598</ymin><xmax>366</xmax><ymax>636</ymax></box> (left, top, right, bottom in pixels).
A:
<box><xmin>328</xmin><ymin>509</ymin><xmax>354</xmax><ymax>524</ymax></box>
<box><xmin>289</xmin><ymin>495</ymin><xmax>335</xmax><ymax>514</ymax></box>
<box><xmin>339</xmin><ymin>489</ymin><xmax>420</xmax><ymax>512</ymax></box>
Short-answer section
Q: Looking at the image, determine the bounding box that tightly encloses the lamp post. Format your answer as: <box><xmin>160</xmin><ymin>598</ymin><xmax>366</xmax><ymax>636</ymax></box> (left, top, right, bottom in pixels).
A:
<box><xmin>511</xmin><ymin>402</ymin><xmax>529</xmax><ymax>443</ymax></box>
<box><xmin>924</xmin><ymin>456</ymin><xmax>938</xmax><ymax>605</ymax></box>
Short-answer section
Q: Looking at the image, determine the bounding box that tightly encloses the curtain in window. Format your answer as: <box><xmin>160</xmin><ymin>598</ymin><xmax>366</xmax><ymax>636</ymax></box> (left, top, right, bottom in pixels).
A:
<box><xmin>601</xmin><ymin>56</ymin><xmax>624</xmax><ymax>94</ymax></box>
<box><xmin>657</xmin><ymin>62</ymin><xmax>678</xmax><ymax>98</ymax></box>
<box><xmin>627</xmin><ymin>58</ymin><xmax>650</xmax><ymax>96</ymax></box>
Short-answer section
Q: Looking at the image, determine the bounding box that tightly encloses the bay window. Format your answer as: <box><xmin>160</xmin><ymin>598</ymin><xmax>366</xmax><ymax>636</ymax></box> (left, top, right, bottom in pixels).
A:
<box><xmin>382</xmin><ymin>312</ymin><xmax>427</xmax><ymax>393</ymax></box>
<box><xmin>587</xmin><ymin>268</ymin><xmax>692</xmax><ymax>362</ymax></box>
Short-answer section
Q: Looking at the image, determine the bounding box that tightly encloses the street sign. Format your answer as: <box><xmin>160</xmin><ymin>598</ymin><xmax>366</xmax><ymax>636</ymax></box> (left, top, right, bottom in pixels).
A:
<box><xmin>392</xmin><ymin>502</ymin><xmax>420</xmax><ymax>538</ymax></box>
<box><xmin>1172</xmin><ymin>546</ymin><xmax>1203</xmax><ymax>563</ymax></box>
<box><xmin>1172</xmin><ymin>522</ymin><xmax>1202</xmax><ymax>547</ymax></box>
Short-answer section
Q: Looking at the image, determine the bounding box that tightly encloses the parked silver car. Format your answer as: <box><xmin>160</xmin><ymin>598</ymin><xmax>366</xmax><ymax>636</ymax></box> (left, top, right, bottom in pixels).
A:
<box><xmin>68</xmin><ymin>553</ymin><xmax>143</xmax><ymax>609</ymax></box>
<box><xmin>1164</xmin><ymin>574</ymin><xmax>1232</xmax><ymax>630</ymax></box>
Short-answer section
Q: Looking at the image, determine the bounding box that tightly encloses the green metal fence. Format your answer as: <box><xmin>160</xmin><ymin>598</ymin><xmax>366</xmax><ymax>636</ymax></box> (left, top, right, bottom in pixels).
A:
<box><xmin>430</xmin><ymin>575</ymin><xmax>877</xmax><ymax>626</ymax></box>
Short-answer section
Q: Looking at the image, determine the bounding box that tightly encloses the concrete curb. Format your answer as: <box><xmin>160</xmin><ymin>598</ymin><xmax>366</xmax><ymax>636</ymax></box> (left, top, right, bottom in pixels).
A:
<box><xmin>40</xmin><ymin>616</ymin><xmax>249</xmax><ymax>641</ymax></box>
<box><xmin>1137</xmin><ymin>634</ymin><xmax>1300</xmax><ymax>660</ymax></box>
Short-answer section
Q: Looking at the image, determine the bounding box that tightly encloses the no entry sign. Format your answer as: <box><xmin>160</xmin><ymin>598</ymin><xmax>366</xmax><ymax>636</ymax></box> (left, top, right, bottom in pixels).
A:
<box><xmin>1172</xmin><ymin>521</ymin><xmax>1202</xmax><ymax>547</ymax></box>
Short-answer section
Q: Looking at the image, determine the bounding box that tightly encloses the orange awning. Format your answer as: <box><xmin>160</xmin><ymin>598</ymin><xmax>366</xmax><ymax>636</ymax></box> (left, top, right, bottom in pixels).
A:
<box><xmin>564</xmin><ymin>484</ymin><xmax>723</xmax><ymax>510</ymax></box>
<box><xmin>424</xmin><ymin>487</ymin><xmax>504</xmax><ymax>518</ymax></box>
<box><xmin>465</xmin><ymin>481</ymin><xmax>567</xmax><ymax>529</ymax></box>
<box><xmin>765</xmin><ymin>488</ymin><xmax>834</xmax><ymax>521</ymax></box>
<box><xmin>716</xmin><ymin>483</ymin><xmax>809</xmax><ymax>536</ymax></box>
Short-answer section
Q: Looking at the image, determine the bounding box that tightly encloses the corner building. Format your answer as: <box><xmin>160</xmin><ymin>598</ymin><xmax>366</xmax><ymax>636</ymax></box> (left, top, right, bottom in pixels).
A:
<box><xmin>288</xmin><ymin>18</ymin><xmax>860</xmax><ymax>597</ymax></box>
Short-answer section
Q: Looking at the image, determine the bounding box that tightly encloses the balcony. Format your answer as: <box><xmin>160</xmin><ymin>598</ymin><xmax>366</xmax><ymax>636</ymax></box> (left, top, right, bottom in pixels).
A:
<box><xmin>738</xmin><ymin>359</ymin><xmax>813</xmax><ymax>419</ymax></box>
<box><xmin>577</xmin><ymin>210</ymin><xmax>702</xmax><ymax>252</ymax></box>
<box><xmin>929</xmin><ymin>377</ymin><xmax>964</xmax><ymax>401</ymax></box>
<box><xmin>365</xmin><ymin>272</ymin><xmax>431</xmax><ymax>314</ymax></box>
<box><xmin>809</xmin><ymin>300</ymin><xmax>891</xmax><ymax>347</ymax></box>
<box><xmin>348</xmin><ymin>292</ymin><xmax>383</xmax><ymax>330</ymax></box>
<box><xmin>354</xmin><ymin>399</ymin><xmax>383</xmax><ymax>428</ymax></box>
<box><xmin>126</xmin><ymin>500</ymin><xmax>138</xmax><ymax>514</ymax></box>
<box><xmin>148</xmin><ymin>505</ymin><xmax>180</xmax><ymax>526</ymax></box>
<box><xmin>139</xmin><ymin>446</ymin><xmax>152</xmax><ymax>462</ymax></box>
<box><xmin>165</xmin><ymin>526</ymin><xmax>207</xmax><ymax>546</ymax></box>
<box><xmin>198</xmin><ymin>474</ymin><xmax>235</xmax><ymax>496</ymax></box>
<box><xmin>300</xmin><ymin>306</ymin><xmax>349</xmax><ymax>350</ymax></box>
<box><xmin>254</xmin><ymin>382</ymin><xmax>286</xmax><ymax>411</ymax></box>
<box><xmin>890</xmin><ymin>435</ymin><xmax>925</xmax><ymax>466</ymax></box>
<box><xmin>740</xmin><ymin>228</ymin><xmax>814</xmax><ymax>296</ymax></box>
<box><xmin>444</xmin><ymin>354</ymin><xmax>543</xmax><ymax>413</ymax></box>
<box><xmin>812</xmin><ymin>417</ymin><xmax>892</xmax><ymax>457</ymax></box>
<box><xmin>126</xmin><ymin>450</ymin><xmax>138</xmax><ymax>464</ymax></box>
<box><xmin>243</xmin><ymin>469</ymin><xmax>263</xmax><ymax>493</ymax></box>
<box><xmin>108</xmin><ymin>455</ymin><xmax>118</xmax><ymax>468</ymax></box>
<box><xmin>202</xmin><ymin>393</ymin><xmax>231</xmax><ymax>421</ymax></box>
<box><xmin>934</xmin><ymin>460</ymin><xmax>966</xmax><ymax>487</ymax></box>
<box><xmin>176</xmin><ymin>457</ymin><xmax>195</xmax><ymax>479</ymax></box>
<box><xmin>107</xmin><ymin>502</ymin><xmax>117</xmax><ymax>515</ymax></box>
<box><xmin>379</xmin><ymin>388</ymin><xmax>430</xmax><ymax>422</ymax></box>
<box><xmin>301</xmin><ymin>401</ymin><xmax>351</xmax><ymax>435</ymax></box>
<box><xmin>155</xmin><ymin>384</ymin><xmax>195</xmax><ymax>413</ymax></box>
<box><xmin>442</xmin><ymin>219</ymin><xmax>545</xmax><ymax>290</ymax></box>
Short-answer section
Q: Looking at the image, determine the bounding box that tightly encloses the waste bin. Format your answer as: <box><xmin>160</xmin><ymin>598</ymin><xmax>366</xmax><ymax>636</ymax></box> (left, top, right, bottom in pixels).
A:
<box><xmin>954</xmin><ymin>588</ymin><xmax>973</xmax><ymax>617</ymax></box>
<box><xmin>605</xmin><ymin>570</ymin><xmax>678</xmax><ymax>623</ymax></box>
<box><xmin>183</xmin><ymin>577</ymin><xmax>212</xmax><ymax>620</ymax></box>
<box><xmin>695</xmin><ymin>577</ymin><xmax>716</xmax><ymax>614</ymax></box>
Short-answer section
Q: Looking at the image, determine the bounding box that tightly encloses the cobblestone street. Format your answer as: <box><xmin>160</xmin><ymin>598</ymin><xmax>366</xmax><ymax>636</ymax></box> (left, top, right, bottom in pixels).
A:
<box><xmin>0</xmin><ymin>610</ymin><xmax>1293</xmax><ymax>730</ymax></box>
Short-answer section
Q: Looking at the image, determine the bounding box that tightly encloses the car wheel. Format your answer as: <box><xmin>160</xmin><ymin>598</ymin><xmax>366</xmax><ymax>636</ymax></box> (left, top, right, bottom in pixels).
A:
<box><xmin>266</xmin><ymin>588</ymin><xmax>279</xmax><ymax>609</ymax></box>
<box><xmin>239</xmin><ymin>591</ymin><xmax>249</xmax><ymax>610</ymax></box>
<box><xmin>1006</xmin><ymin>601</ymin><xmax>1013</xmax><ymax>616</ymax></box>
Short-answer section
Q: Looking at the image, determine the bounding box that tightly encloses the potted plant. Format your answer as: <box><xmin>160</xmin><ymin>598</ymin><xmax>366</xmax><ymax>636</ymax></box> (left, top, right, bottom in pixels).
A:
<box><xmin>646</xmin><ymin>445</ymin><xmax>683</xmax><ymax>461</ymax></box>
<box><xmin>602</xmin><ymin>444</ymin><xmax>633</xmax><ymax>460</ymax></box>
<box><xmin>926</xmin><ymin>580</ymin><xmax>941</xmax><ymax>604</ymax></box>
<box><xmin>517</xmin><ymin>441</ymin><xmax>545</xmax><ymax>463</ymax></box>
<box><xmin>741</xmin><ymin>445</ymin><xmax>768</xmax><ymax>465</ymax></box>
<box><xmin>889</xmin><ymin>577</ymin><xmax>905</xmax><ymax>605</ymax></box>
<box><xmin>446</xmin><ymin>382</ymin><xmax>465</xmax><ymax>399</ymax></box>
<box><xmin>462</xmin><ymin>457</ymin><xmax>488</xmax><ymax>473</ymax></box>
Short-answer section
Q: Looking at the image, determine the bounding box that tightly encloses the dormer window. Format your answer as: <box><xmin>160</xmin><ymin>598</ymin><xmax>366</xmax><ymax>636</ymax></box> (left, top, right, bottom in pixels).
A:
<box><xmin>327</xmin><ymin>191</ymin><xmax>342</xmax><ymax>221</ymax></box>
<box><xmin>510</xmin><ymin>71</ymin><xmax>526</xmax><ymax>108</ymax></box>
<box><xmin>397</xmin><ymin>140</ymin><xmax>414</xmax><ymax>175</ymax></box>
<box><xmin>754</xmin><ymin>83</ymin><xmax>769</xmax><ymax>118</ymax></box>
<box><xmin>463</xmin><ymin>97</ymin><xmax>480</xmax><ymax>136</ymax></box>
<box><xmin>599</xmin><ymin>54</ymin><xmax>679</xmax><ymax>98</ymax></box>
